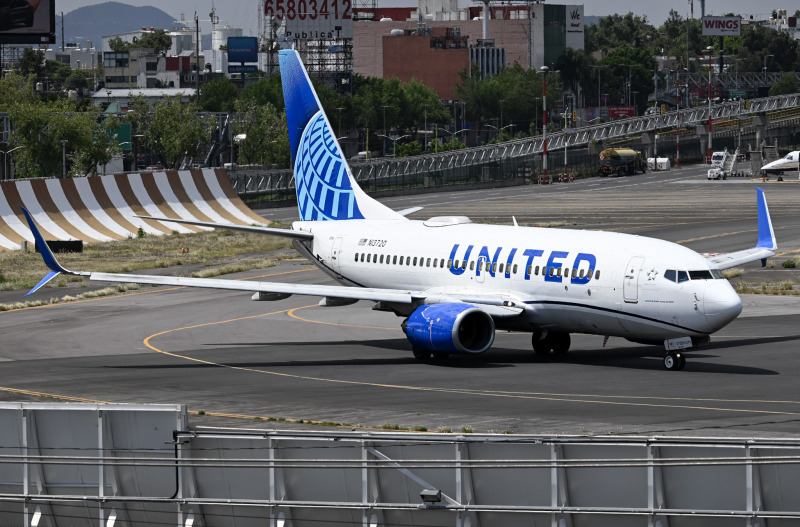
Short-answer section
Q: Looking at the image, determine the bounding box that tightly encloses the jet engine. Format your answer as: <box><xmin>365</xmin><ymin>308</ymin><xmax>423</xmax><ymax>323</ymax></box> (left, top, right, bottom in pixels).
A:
<box><xmin>402</xmin><ymin>303</ymin><xmax>495</xmax><ymax>354</ymax></box>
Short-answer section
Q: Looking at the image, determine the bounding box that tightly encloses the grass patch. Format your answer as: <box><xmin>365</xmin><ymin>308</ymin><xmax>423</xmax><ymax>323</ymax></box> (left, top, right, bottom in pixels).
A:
<box><xmin>0</xmin><ymin>284</ymin><xmax>141</xmax><ymax>311</ymax></box>
<box><xmin>380</xmin><ymin>423</ymin><xmax>408</xmax><ymax>431</ymax></box>
<box><xmin>191</xmin><ymin>259</ymin><xmax>275</xmax><ymax>278</ymax></box>
<box><xmin>722</xmin><ymin>267</ymin><xmax>744</xmax><ymax>279</ymax></box>
<box><xmin>0</xmin><ymin>228</ymin><xmax>291</xmax><ymax>293</ymax></box>
<box><xmin>460</xmin><ymin>426</ymin><xmax>474</xmax><ymax>434</ymax></box>
<box><xmin>782</xmin><ymin>259</ymin><xmax>797</xmax><ymax>269</ymax></box>
<box><xmin>732</xmin><ymin>280</ymin><xmax>798</xmax><ymax>295</ymax></box>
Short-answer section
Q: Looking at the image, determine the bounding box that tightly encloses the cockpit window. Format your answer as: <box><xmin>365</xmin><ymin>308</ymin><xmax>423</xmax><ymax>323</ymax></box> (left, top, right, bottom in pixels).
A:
<box><xmin>689</xmin><ymin>270</ymin><xmax>714</xmax><ymax>280</ymax></box>
<box><xmin>664</xmin><ymin>269</ymin><xmax>676</xmax><ymax>282</ymax></box>
<box><xmin>710</xmin><ymin>269</ymin><xmax>724</xmax><ymax>279</ymax></box>
<box><xmin>666</xmin><ymin>268</ymin><xmax>725</xmax><ymax>282</ymax></box>
<box><xmin>677</xmin><ymin>270</ymin><xmax>689</xmax><ymax>283</ymax></box>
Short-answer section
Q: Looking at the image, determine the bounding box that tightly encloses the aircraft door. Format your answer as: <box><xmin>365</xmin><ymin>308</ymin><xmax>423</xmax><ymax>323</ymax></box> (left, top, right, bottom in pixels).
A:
<box><xmin>623</xmin><ymin>256</ymin><xmax>645</xmax><ymax>303</ymax></box>
<box><xmin>331</xmin><ymin>237</ymin><xmax>344</xmax><ymax>274</ymax></box>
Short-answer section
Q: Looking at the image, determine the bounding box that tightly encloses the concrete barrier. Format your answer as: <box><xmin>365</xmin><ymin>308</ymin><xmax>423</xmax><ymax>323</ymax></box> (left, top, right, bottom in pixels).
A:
<box><xmin>0</xmin><ymin>169</ymin><xmax>267</xmax><ymax>250</ymax></box>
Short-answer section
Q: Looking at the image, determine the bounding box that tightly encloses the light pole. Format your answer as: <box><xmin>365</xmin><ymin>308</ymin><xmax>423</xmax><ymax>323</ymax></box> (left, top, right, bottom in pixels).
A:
<box><xmin>335</xmin><ymin>107</ymin><xmax>344</xmax><ymax>139</ymax></box>
<box><xmin>106</xmin><ymin>89</ymin><xmax>112</xmax><ymax>109</ymax></box>
<box><xmin>422</xmin><ymin>103</ymin><xmax>429</xmax><ymax>151</ymax></box>
<box><xmin>763</xmin><ymin>54</ymin><xmax>773</xmax><ymax>84</ymax></box>
<box><xmin>706</xmin><ymin>45</ymin><xmax>713</xmax><ymax>164</ymax></box>
<box><xmin>590</xmin><ymin>65</ymin><xmax>608</xmax><ymax>111</ymax></box>
<box><xmin>539</xmin><ymin>66</ymin><xmax>548</xmax><ymax>182</ymax></box>
<box><xmin>498</xmin><ymin>99</ymin><xmax>505</xmax><ymax>141</ymax></box>
<box><xmin>632</xmin><ymin>90</ymin><xmax>638</xmax><ymax>116</ymax></box>
<box><xmin>381</xmin><ymin>105</ymin><xmax>389</xmax><ymax>157</ymax></box>
<box><xmin>676</xmin><ymin>84</ymin><xmax>681</xmax><ymax>168</ymax></box>
<box><xmin>0</xmin><ymin>145</ymin><xmax>26</xmax><ymax>180</ymax></box>
<box><xmin>61</xmin><ymin>139</ymin><xmax>68</xmax><ymax>178</ymax></box>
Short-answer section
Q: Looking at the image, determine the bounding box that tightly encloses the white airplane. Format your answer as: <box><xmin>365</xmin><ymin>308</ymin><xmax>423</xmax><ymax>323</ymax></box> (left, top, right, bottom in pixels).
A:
<box><xmin>761</xmin><ymin>151</ymin><xmax>799</xmax><ymax>175</ymax></box>
<box><xmin>23</xmin><ymin>50</ymin><xmax>779</xmax><ymax>370</ymax></box>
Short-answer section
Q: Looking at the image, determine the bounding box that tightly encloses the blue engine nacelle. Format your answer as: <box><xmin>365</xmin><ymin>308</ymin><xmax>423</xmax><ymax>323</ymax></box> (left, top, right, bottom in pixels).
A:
<box><xmin>402</xmin><ymin>303</ymin><xmax>495</xmax><ymax>354</ymax></box>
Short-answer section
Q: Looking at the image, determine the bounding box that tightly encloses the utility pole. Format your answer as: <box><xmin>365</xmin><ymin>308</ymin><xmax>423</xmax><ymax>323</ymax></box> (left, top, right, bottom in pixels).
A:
<box><xmin>706</xmin><ymin>45</ymin><xmax>713</xmax><ymax>164</ymax></box>
<box><xmin>540</xmin><ymin>66</ymin><xmax>548</xmax><ymax>182</ymax></box>
<box><xmin>195</xmin><ymin>13</ymin><xmax>201</xmax><ymax>104</ymax></box>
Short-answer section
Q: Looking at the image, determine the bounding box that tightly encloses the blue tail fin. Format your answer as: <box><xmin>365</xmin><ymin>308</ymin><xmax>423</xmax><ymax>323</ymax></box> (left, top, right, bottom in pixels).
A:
<box><xmin>279</xmin><ymin>50</ymin><xmax>401</xmax><ymax>222</ymax></box>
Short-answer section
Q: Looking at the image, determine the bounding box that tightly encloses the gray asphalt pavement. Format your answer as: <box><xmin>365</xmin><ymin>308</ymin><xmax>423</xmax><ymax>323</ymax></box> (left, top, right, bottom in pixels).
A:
<box><xmin>2</xmin><ymin>165</ymin><xmax>800</xmax><ymax>437</ymax></box>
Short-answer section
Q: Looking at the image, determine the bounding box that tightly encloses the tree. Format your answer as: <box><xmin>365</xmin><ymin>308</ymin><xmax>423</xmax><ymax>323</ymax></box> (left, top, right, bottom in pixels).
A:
<box><xmin>136</xmin><ymin>29</ymin><xmax>172</xmax><ymax>56</ymax></box>
<box><xmin>769</xmin><ymin>73</ymin><xmax>799</xmax><ymax>96</ymax></box>
<box><xmin>8</xmin><ymin>99</ymin><xmax>116</xmax><ymax>178</ymax></box>
<box><xmin>15</xmin><ymin>49</ymin><xmax>46</xmax><ymax>77</ymax></box>
<box><xmin>240</xmin><ymin>76</ymin><xmax>285</xmax><ymax>111</ymax></box>
<box><xmin>108</xmin><ymin>37</ymin><xmax>130</xmax><ymax>52</ymax></box>
<box><xmin>143</xmin><ymin>97</ymin><xmax>215</xmax><ymax>169</ymax></box>
<box><xmin>232</xmin><ymin>98</ymin><xmax>290</xmax><ymax>167</ymax></box>
<box><xmin>199</xmin><ymin>77</ymin><xmax>239</xmax><ymax>112</ymax></box>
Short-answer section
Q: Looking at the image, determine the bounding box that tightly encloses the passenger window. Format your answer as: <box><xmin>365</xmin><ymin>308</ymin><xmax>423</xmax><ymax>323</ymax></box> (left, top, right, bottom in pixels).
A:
<box><xmin>527</xmin><ymin>265</ymin><xmax>532</xmax><ymax>276</ymax></box>
<box><xmin>677</xmin><ymin>271</ymin><xmax>689</xmax><ymax>283</ymax></box>
<box><xmin>579</xmin><ymin>269</ymin><xmax>585</xmax><ymax>279</ymax></box>
<box><xmin>535</xmin><ymin>265</ymin><xmax>540</xmax><ymax>276</ymax></box>
<box><xmin>426</xmin><ymin>258</ymin><xmax>431</xmax><ymax>267</ymax></box>
<box><xmin>433</xmin><ymin>259</ymin><xmax>438</xmax><ymax>268</ymax></box>
<box><xmin>557</xmin><ymin>268</ymin><xmax>562</xmax><ymax>277</ymax></box>
<box><xmin>492</xmin><ymin>262</ymin><xmax>497</xmax><ymax>273</ymax></box>
<box><xmin>399</xmin><ymin>256</ymin><xmax>404</xmax><ymax>265</ymax></box>
<box><xmin>595</xmin><ymin>270</ymin><xmax>601</xmax><ymax>280</ymax></box>
<box><xmin>379</xmin><ymin>255</ymin><xmax>384</xmax><ymax>264</ymax></box>
<box><xmin>361</xmin><ymin>254</ymin><xmax>365</xmax><ymax>262</ymax></box>
<box><xmin>454</xmin><ymin>259</ymin><xmax>459</xmax><ymax>269</ymax></box>
<box><xmin>367</xmin><ymin>254</ymin><xmax>371</xmax><ymax>263</ymax></box>
<box><xmin>498</xmin><ymin>263</ymin><xmax>504</xmax><ymax>274</ymax></box>
<box><xmin>355</xmin><ymin>253</ymin><xmax>359</xmax><ymax>262</ymax></box>
<box><xmin>407</xmin><ymin>257</ymin><xmax>411</xmax><ymax>266</ymax></box>
<box><xmin>469</xmin><ymin>261</ymin><xmax>475</xmax><ymax>271</ymax></box>
<box><xmin>572</xmin><ymin>269</ymin><xmax>577</xmax><ymax>278</ymax></box>
<box><xmin>413</xmin><ymin>257</ymin><xmax>418</xmax><ymax>266</ymax></box>
<box><xmin>664</xmin><ymin>269</ymin><xmax>676</xmax><ymax>282</ymax></box>
<box><xmin>447</xmin><ymin>259</ymin><xmax>452</xmax><ymax>268</ymax></box>
<box><xmin>462</xmin><ymin>260</ymin><xmax>468</xmax><ymax>270</ymax></box>
<box><xmin>393</xmin><ymin>255</ymin><xmax>397</xmax><ymax>265</ymax></box>
<box><xmin>513</xmin><ymin>264</ymin><xmax>518</xmax><ymax>274</ymax></box>
<box><xmin>440</xmin><ymin>259</ymin><xmax>445</xmax><ymax>268</ymax></box>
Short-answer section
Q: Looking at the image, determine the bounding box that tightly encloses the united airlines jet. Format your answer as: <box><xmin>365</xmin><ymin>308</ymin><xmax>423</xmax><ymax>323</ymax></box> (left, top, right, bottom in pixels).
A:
<box><xmin>23</xmin><ymin>50</ymin><xmax>778</xmax><ymax>370</ymax></box>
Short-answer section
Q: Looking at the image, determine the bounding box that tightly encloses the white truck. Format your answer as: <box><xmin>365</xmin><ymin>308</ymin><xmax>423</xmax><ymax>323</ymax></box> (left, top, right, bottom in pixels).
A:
<box><xmin>707</xmin><ymin>148</ymin><xmax>739</xmax><ymax>180</ymax></box>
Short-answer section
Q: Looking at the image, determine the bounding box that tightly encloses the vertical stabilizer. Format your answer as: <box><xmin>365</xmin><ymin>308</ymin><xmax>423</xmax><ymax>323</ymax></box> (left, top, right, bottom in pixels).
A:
<box><xmin>278</xmin><ymin>50</ymin><xmax>403</xmax><ymax>221</ymax></box>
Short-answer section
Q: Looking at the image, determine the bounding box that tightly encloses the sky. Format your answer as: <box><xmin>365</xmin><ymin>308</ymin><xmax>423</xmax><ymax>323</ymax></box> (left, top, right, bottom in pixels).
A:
<box><xmin>55</xmin><ymin>0</ymin><xmax>795</xmax><ymax>36</ymax></box>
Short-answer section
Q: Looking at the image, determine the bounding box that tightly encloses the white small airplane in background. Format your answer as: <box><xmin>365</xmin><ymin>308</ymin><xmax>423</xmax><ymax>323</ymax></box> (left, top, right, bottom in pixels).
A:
<box><xmin>761</xmin><ymin>151</ymin><xmax>799</xmax><ymax>176</ymax></box>
<box><xmin>24</xmin><ymin>50</ymin><xmax>778</xmax><ymax>370</ymax></box>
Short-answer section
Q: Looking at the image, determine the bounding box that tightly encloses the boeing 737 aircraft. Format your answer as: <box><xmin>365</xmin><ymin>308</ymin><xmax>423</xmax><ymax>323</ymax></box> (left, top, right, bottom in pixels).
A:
<box><xmin>23</xmin><ymin>50</ymin><xmax>778</xmax><ymax>370</ymax></box>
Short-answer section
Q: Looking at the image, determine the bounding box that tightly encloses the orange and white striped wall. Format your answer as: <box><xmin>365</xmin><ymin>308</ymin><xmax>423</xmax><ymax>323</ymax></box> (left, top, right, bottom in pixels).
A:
<box><xmin>0</xmin><ymin>169</ymin><xmax>267</xmax><ymax>250</ymax></box>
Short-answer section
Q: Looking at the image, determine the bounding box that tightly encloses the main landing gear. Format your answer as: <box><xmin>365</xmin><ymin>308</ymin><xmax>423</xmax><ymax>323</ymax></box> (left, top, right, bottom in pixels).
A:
<box><xmin>532</xmin><ymin>332</ymin><xmax>571</xmax><ymax>355</ymax></box>
<box><xmin>663</xmin><ymin>352</ymin><xmax>686</xmax><ymax>371</ymax></box>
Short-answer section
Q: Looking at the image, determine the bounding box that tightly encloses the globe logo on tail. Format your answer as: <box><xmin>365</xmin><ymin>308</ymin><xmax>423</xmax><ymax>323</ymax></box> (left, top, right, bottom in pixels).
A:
<box><xmin>296</xmin><ymin>111</ymin><xmax>364</xmax><ymax>221</ymax></box>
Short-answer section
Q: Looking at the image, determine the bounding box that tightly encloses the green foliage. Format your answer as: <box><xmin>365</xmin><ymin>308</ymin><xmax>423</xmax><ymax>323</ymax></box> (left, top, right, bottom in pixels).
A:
<box><xmin>145</xmin><ymin>96</ymin><xmax>215</xmax><ymax>169</ymax></box>
<box><xmin>199</xmin><ymin>77</ymin><xmax>239</xmax><ymax>112</ymax></box>
<box><xmin>437</xmin><ymin>138</ymin><xmax>467</xmax><ymax>152</ymax></box>
<box><xmin>240</xmin><ymin>76</ymin><xmax>285</xmax><ymax>111</ymax></box>
<box><xmin>352</xmin><ymin>75</ymin><xmax>449</xmax><ymax>134</ymax></box>
<box><xmin>233</xmin><ymin>98</ymin><xmax>290</xmax><ymax>167</ymax></box>
<box><xmin>15</xmin><ymin>49</ymin><xmax>46</xmax><ymax>77</ymax></box>
<box><xmin>136</xmin><ymin>29</ymin><xmax>173</xmax><ymax>55</ymax></box>
<box><xmin>109</xmin><ymin>30</ymin><xmax>172</xmax><ymax>55</ymax></box>
<box><xmin>395</xmin><ymin>140</ymin><xmax>422</xmax><ymax>158</ymax></box>
<box><xmin>782</xmin><ymin>259</ymin><xmax>797</xmax><ymax>269</ymax></box>
<box><xmin>8</xmin><ymin>98</ymin><xmax>117</xmax><ymax>178</ymax></box>
<box><xmin>769</xmin><ymin>73</ymin><xmax>799</xmax><ymax>96</ymax></box>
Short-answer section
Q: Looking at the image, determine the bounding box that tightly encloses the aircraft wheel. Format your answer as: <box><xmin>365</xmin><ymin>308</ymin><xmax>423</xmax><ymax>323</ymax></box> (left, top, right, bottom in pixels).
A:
<box><xmin>532</xmin><ymin>334</ymin><xmax>552</xmax><ymax>355</ymax></box>
<box><xmin>413</xmin><ymin>348</ymin><xmax>431</xmax><ymax>360</ymax></box>
<box><xmin>677</xmin><ymin>355</ymin><xmax>686</xmax><ymax>370</ymax></box>
<box><xmin>664</xmin><ymin>352</ymin><xmax>683</xmax><ymax>371</ymax></box>
<box><xmin>551</xmin><ymin>333</ymin><xmax>571</xmax><ymax>354</ymax></box>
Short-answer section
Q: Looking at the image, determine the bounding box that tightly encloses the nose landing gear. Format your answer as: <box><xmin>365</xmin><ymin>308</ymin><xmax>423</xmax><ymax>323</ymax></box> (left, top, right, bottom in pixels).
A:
<box><xmin>664</xmin><ymin>352</ymin><xmax>686</xmax><ymax>370</ymax></box>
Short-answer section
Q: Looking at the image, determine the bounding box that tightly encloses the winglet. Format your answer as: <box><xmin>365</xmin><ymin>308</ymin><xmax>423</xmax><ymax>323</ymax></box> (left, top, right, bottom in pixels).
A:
<box><xmin>755</xmin><ymin>187</ymin><xmax>777</xmax><ymax>250</ymax></box>
<box><xmin>20</xmin><ymin>207</ymin><xmax>80</xmax><ymax>296</ymax></box>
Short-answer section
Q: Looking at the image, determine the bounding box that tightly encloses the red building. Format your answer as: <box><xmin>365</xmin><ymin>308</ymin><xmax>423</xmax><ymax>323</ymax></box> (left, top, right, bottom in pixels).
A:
<box><xmin>381</xmin><ymin>27</ymin><xmax>469</xmax><ymax>100</ymax></box>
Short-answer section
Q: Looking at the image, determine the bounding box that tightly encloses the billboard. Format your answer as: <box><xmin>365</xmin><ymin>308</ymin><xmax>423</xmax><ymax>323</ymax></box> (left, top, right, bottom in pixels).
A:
<box><xmin>227</xmin><ymin>36</ymin><xmax>259</xmax><ymax>63</ymax></box>
<box><xmin>701</xmin><ymin>16</ymin><xmax>742</xmax><ymax>36</ymax></box>
<box><xmin>0</xmin><ymin>0</ymin><xmax>56</xmax><ymax>44</ymax></box>
<box><xmin>266</xmin><ymin>0</ymin><xmax>353</xmax><ymax>40</ymax></box>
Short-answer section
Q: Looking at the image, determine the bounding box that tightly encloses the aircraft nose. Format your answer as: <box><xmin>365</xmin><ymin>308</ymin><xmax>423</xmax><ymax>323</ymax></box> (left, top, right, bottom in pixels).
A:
<box><xmin>704</xmin><ymin>282</ymin><xmax>743</xmax><ymax>332</ymax></box>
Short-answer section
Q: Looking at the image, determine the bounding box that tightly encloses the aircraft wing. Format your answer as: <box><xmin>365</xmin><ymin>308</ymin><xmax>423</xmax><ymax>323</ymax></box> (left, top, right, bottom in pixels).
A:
<box><xmin>21</xmin><ymin>208</ymin><xmax>524</xmax><ymax>318</ymax></box>
<box><xmin>136</xmin><ymin>215</ymin><xmax>313</xmax><ymax>241</ymax></box>
<box><xmin>705</xmin><ymin>187</ymin><xmax>777</xmax><ymax>270</ymax></box>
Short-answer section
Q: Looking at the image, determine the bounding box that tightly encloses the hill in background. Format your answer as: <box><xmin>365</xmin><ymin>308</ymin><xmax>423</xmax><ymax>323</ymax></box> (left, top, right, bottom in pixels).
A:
<box><xmin>55</xmin><ymin>2</ymin><xmax>182</xmax><ymax>51</ymax></box>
